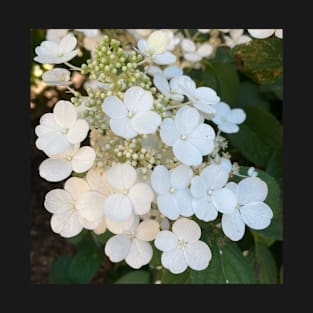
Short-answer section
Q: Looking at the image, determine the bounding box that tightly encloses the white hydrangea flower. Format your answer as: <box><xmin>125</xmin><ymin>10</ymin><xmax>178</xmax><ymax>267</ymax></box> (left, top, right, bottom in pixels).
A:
<box><xmin>42</xmin><ymin>68</ymin><xmax>71</xmax><ymax>86</ymax></box>
<box><xmin>44</xmin><ymin>177</ymin><xmax>104</xmax><ymax>237</ymax></box>
<box><xmin>34</xmin><ymin>33</ymin><xmax>78</xmax><ymax>64</ymax></box>
<box><xmin>223</xmin><ymin>29</ymin><xmax>252</xmax><ymax>48</ymax></box>
<box><xmin>163</xmin><ymin>29</ymin><xmax>181</xmax><ymax>51</ymax></box>
<box><xmin>154</xmin><ymin>73</ymin><xmax>184</xmax><ymax>101</ymax></box>
<box><xmin>170</xmin><ymin>75</ymin><xmax>220</xmax><ymax>116</ymax></box>
<box><xmin>247</xmin><ymin>29</ymin><xmax>283</xmax><ymax>39</ymax></box>
<box><xmin>75</xmin><ymin>29</ymin><xmax>99</xmax><ymax>37</ymax></box>
<box><xmin>35</xmin><ymin>100</ymin><xmax>89</xmax><ymax>156</ymax></box>
<box><xmin>160</xmin><ymin>105</ymin><xmax>215</xmax><ymax>166</ymax></box>
<box><xmin>145</xmin><ymin>65</ymin><xmax>183</xmax><ymax>79</ymax></box>
<box><xmin>102</xmin><ymin>86</ymin><xmax>161</xmax><ymax>139</ymax></box>
<box><xmin>155</xmin><ymin>218</ymin><xmax>212</xmax><ymax>274</ymax></box>
<box><xmin>46</xmin><ymin>29</ymin><xmax>68</xmax><ymax>43</ymax></box>
<box><xmin>104</xmin><ymin>163</ymin><xmax>154</xmax><ymax>222</ymax></box>
<box><xmin>212</xmin><ymin>101</ymin><xmax>246</xmax><ymax>133</ymax></box>
<box><xmin>181</xmin><ymin>38</ymin><xmax>214</xmax><ymax>62</ymax></box>
<box><xmin>221</xmin><ymin>177</ymin><xmax>273</xmax><ymax>241</ymax></box>
<box><xmin>39</xmin><ymin>144</ymin><xmax>96</xmax><ymax>182</ymax></box>
<box><xmin>191</xmin><ymin>163</ymin><xmax>237</xmax><ymax>221</ymax></box>
<box><xmin>105</xmin><ymin>218</ymin><xmax>160</xmax><ymax>269</ymax></box>
<box><xmin>137</xmin><ymin>30</ymin><xmax>176</xmax><ymax>65</ymax></box>
<box><xmin>151</xmin><ymin>164</ymin><xmax>194</xmax><ymax>220</ymax></box>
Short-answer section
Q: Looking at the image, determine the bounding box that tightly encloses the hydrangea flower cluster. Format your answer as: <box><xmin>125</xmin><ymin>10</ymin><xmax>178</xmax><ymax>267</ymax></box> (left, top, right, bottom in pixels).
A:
<box><xmin>33</xmin><ymin>29</ymin><xmax>274</xmax><ymax>276</ymax></box>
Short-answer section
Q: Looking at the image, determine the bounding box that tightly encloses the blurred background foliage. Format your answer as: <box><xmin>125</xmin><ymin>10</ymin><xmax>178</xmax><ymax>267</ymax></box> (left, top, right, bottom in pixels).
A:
<box><xmin>30</xmin><ymin>29</ymin><xmax>282</xmax><ymax>284</ymax></box>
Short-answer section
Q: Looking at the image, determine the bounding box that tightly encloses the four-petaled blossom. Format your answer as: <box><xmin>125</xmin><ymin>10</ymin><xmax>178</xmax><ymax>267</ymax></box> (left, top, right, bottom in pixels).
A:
<box><xmin>212</xmin><ymin>101</ymin><xmax>246</xmax><ymax>133</ymax></box>
<box><xmin>44</xmin><ymin>177</ymin><xmax>104</xmax><ymax>237</ymax></box>
<box><xmin>247</xmin><ymin>29</ymin><xmax>283</xmax><ymax>39</ymax></box>
<box><xmin>39</xmin><ymin>144</ymin><xmax>96</xmax><ymax>182</ymax></box>
<box><xmin>191</xmin><ymin>163</ymin><xmax>237</xmax><ymax>221</ymax></box>
<box><xmin>102</xmin><ymin>86</ymin><xmax>161</xmax><ymax>139</ymax></box>
<box><xmin>155</xmin><ymin>218</ymin><xmax>212</xmax><ymax>274</ymax></box>
<box><xmin>181</xmin><ymin>38</ymin><xmax>214</xmax><ymax>62</ymax></box>
<box><xmin>42</xmin><ymin>68</ymin><xmax>71</xmax><ymax>86</ymax></box>
<box><xmin>35</xmin><ymin>100</ymin><xmax>89</xmax><ymax>156</ymax></box>
<box><xmin>223</xmin><ymin>29</ymin><xmax>252</xmax><ymax>48</ymax></box>
<box><xmin>137</xmin><ymin>30</ymin><xmax>176</xmax><ymax>65</ymax></box>
<box><xmin>151</xmin><ymin>165</ymin><xmax>193</xmax><ymax>220</ymax></box>
<box><xmin>34</xmin><ymin>33</ymin><xmax>78</xmax><ymax>64</ymax></box>
<box><xmin>170</xmin><ymin>75</ymin><xmax>220</xmax><ymax>116</ymax></box>
<box><xmin>104</xmin><ymin>163</ymin><xmax>154</xmax><ymax>222</ymax></box>
<box><xmin>160</xmin><ymin>105</ymin><xmax>215</xmax><ymax>166</ymax></box>
<box><xmin>221</xmin><ymin>177</ymin><xmax>273</xmax><ymax>241</ymax></box>
<box><xmin>105</xmin><ymin>217</ymin><xmax>160</xmax><ymax>269</ymax></box>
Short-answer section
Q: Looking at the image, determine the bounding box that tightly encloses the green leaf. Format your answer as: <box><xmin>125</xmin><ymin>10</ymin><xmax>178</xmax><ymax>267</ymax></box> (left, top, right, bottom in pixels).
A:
<box><xmin>114</xmin><ymin>270</ymin><xmax>152</xmax><ymax>284</ymax></box>
<box><xmin>48</xmin><ymin>255</ymin><xmax>73</xmax><ymax>284</ymax></box>
<box><xmin>236</xmin><ymin>81</ymin><xmax>270</xmax><ymax>110</ymax></box>
<box><xmin>203</xmin><ymin>62</ymin><xmax>240</xmax><ymax>105</ymax></box>
<box><xmin>213</xmin><ymin>47</ymin><xmax>236</xmax><ymax>64</ymax></box>
<box><xmin>66</xmin><ymin>229</ymin><xmax>88</xmax><ymax>245</ymax></box>
<box><xmin>254</xmin><ymin>240</ymin><xmax>278</xmax><ymax>284</ymax></box>
<box><xmin>238</xmin><ymin>167</ymin><xmax>283</xmax><ymax>241</ymax></box>
<box><xmin>259</xmin><ymin>74</ymin><xmax>283</xmax><ymax>100</ymax></box>
<box><xmin>191</xmin><ymin>228</ymin><xmax>257</xmax><ymax>284</ymax></box>
<box><xmin>266</xmin><ymin>145</ymin><xmax>283</xmax><ymax>187</ymax></box>
<box><xmin>68</xmin><ymin>234</ymin><xmax>103</xmax><ymax>284</ymax></box>
<box><xmin>233</xmin><ymin>37</ymin><xmax>282</xmax><ymax>84</ymax></box>
<box><xmin>227</xmin><ymin>106</ymin><xmax>282</xmax><ymax>167</ymax></box>
<box><xmin>94</xmin><ymin>230</ymin><xmax>114</xmax><ymax>245</ymax></box>
<box><xmin>161</xmin><ymin>268</ymin><xmax>191</xmax><ymax>284</ymax></box>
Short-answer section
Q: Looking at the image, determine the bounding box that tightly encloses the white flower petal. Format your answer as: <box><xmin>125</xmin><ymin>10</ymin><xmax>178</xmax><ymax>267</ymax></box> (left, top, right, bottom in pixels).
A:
<box><xmin>160</xmin><ymin>118</ymin><xmax>179</xmax><ymax>146</ymax></box>
<box><xmin>154</xmin><ymin>73</ymin><xmax>170</xmax><ymax>97</ymax></box>
<box><xmin>145</xmin><ymin>65</ymin><xmax>162</xmax><ymax>76</ymax></box>
<box><xmin>188</xmin><ymin>124</ymin><xmax>215</xmax><ymax>155</ymax></box>
<box><xmin>110</xmin><ymin>117</ymin><xmax>137</xmax><ymax>139</ymax></box>
<box><xmin>212</xmin><ymin>102</ymin><xmax>231</xmax><ymax>125</ymax></box>
<box><xmin>175</xmin><ymin>190</ymin><xmax>193</xmax><ymax>217</ymax></box>
<box><xmin>59</xmin><ymin>34</ymin><xmax>77</xmax><ymax>54</ymax></box>
<box><xmin>64</xmin><ymin>177</ymin><xmax>90</xmax><ymax>201</ymax></box>
<box><xmin>240</xmin><ymin>201</ymin><xmax>273</xmax><ymax>230</ymax></box>
<box><xmin>225</xmin><ymin>182</ymin><xmax>239</xmax><ymax>200</ymax></box>
<box><xmin>44</xmin><ymin>189</ymin><xmax>73</xmax><ymax>214</ymax></box>
<box><xmin>53</xmin><ymin>100</ymin><xmax>77</xmax><ymax>129</ymax></box>
<box><xmin>39</xmin><ymin>158</ymin><xmax>72</xmax><ymax>182</ymax></box>
<box><xmin>171</xmin><ymin>164</ymin><xmax>193</xmax><ymax>189</ymax></box>
<box><xmin>193</xmin><ymin>101</ymin><xmax>216</xmax><ymax>115</ymax></box>
<box><xmin>35</xmin><ymin>113</ymin><xmax>60</xmax><ymax>137</ymax></box>
<box><xmin>151</xmin><ymin>165</ymin><xmax>171</xmax><ymax>195</ymax></box>
<box><xmin>67</xmin><ymin>119</ymin><xmax>89</xmax><ymax>144</ymax></box>
<box><xmin>79</xmin><ymin>216</ymin><xmax>101</xmax><ymax>230</ymax></box>
<box><xmin>170</xmin><ymin>75</ymin><xmax>197</xmax><ymax>99</ymax></box>
<box><xmin>238</xmin><ymin>177</ymin><xmax>268</xmax><ymax>205</ymax></box>
<box><xmin>126</xmin><ymin>239</ymin><xmax>153</xmax><ymax>269</ymax></box>
<box><xmin>71</xmin><ymin>146</ymin><xmax>95</xmax><ymax>173</ymax></box>
<box><xmin>124</xmin><ymin>86</ymin><xmax>153</xmax><ymax>113</ymax></box>
<box><xmin>147</xmin><ymin>30</ymin><xmax>169</xmax><ymax>54</ymax></box>
<box><xmin>104</xmin><ymin>194</ymin><xmax>133</xmax><ymax>222</ymax></box>
<box><xmin>228</xmin><ymin>108</ymin><xmax>246</xmax><ymax>124</ymax></box>
<box><xmin>184</xmin><ymin>52</ymin><xmax>202</xmax><ymax>62</ymax></box>
<box><xmin>275</xmin><ymin>29</ymin><xmax>283</xmax><ymax>39</ymax></box>
<box><xmin>195</xmin><ymin>87</ymin><xmax>220</xmax><ymax>105</ymax></box>
<box><xmin>93</xmin><ymin>218</ymin><xmax>107</xmax><ymax>234</ymax></box>
<box><xmin>200</xmin><ymin>164</ymin><xmax>229</xmax><ymax>190</ymax></box>
<box><xmin>102</xmin><ymin>96</ymin><xmax>127</xmax><ymax>118</ymax></box>
<box><xmin>76</xmin><ymin>191</ymin><xmax>105</xmax><ymax>222</ymax></box>
<box><xmin>106</xmin><ymin>163</ymin><xmax>137</xmax><ymax>190</ymax></box>
<box><xmin>86</xmin><ymin>168</ymin><xmax>116</xmax><ymax>196</ymax></box>
<box><xmin>173</xmin><ymin>140</ymin><xmax>202</xmax><ymax>166</ymax></box>
<box><xmin>185</xmin><ymin>241</ymin><xmax>211</xmax><ymax>270</ymax></box>
<box><xmin>175</xmin><ymin>105</ymin><xmax>200</xmax><ymax>135</ymax></box>
<box><xmin>221</xmin><ymin>210</ymin><xmax>246</xmax><ymax>241</ymax></box>
<box><xmin>36</xmin><ymin>133</ymin><xmax>70</xmax><ymax>156</ymax></box>
<box><xmin>247</xmin><ymin>29</ymin><xmax>275</xmax><ymax>39</ymax></box>
<box><xmin>155</xmin><ymin>230</ymin><xmax>178</xmax><ymax>252</ymax></box>
<box><xmin>181</xmin><ymin>38</ymin><xmax>196</xmax><ymax>52</ymax></box>
<box><xmin>163</xmin><ymin>66</ymin><xmax>183</xmax><ymax>79</ymax></box>
<box><xmin>106</xmin><ymin>214</ymin><xmax>137</xmax><ymax>235</ymax></box>
<box><xmin>137</xmin><ymin>39</ymin><xmax>148</xmax><ymax>55</ymax></box>
<box><xmin>136</xmin><ymin>220</ymin><xmax>160</xmax><ymax>241</ymax></box>
<box><xmin>161</xmin><ymin>248</ymin><xmax>187</xmax><ymax>274</ymax></box>
<box><xmin>212</xmin><ymin>188</ymin><xmax>237</xmax><ymax>214</ymax></box>
<box><xmin>172</xmin><ymin>218</ymin><xmax>201</xmax><ymax>243</ymax></box>
<box><xmin>105</xmin><ymin>234</ymin><xmax>131</xmax><ymax>262</ymax></box>
<box><xmin>219</xmin><ymin>122</ymin><xmax>239</xmax><ymax>133</ymax></box>
<box><xmin>128</xmin><ymin>183</ymin><xmax>153</xmax><ymax>215</ymax></box>
<box><xmin>51</xmin><ymin>210</ymin><xmax>82</xmax><ymax>238</ymax></box>
<box><xmin>152</xmin><ymin>51</ymin><xmax>176</xmax><ymax>65</ymax></box>
<box><xmin>197</xmin><ymin>43</ymin><xmax>213</xmax><ymax>57</ymax></box>
<box><xmin>43</xmin><ymin>68</ymin><xmax>71</xmax><ymax>85</ymax></box>
<box><xmin>192</xmin><ymin>197</ymin><xmax>218</xmax><ymax>222</ymax></box>
<box><xmin>131</xmin><ymin>111</ymin><xmax>161</xmax><ymax>134</ymax></box>
<box><xmin>157</xmin><ymin>193</ymin><xmax>181</xmax><ymax>220</ymax></box>
<box><xmin>190</xmin><ymin>176</ymin><xmax>207</xmax><ymax>198</ymax></box>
